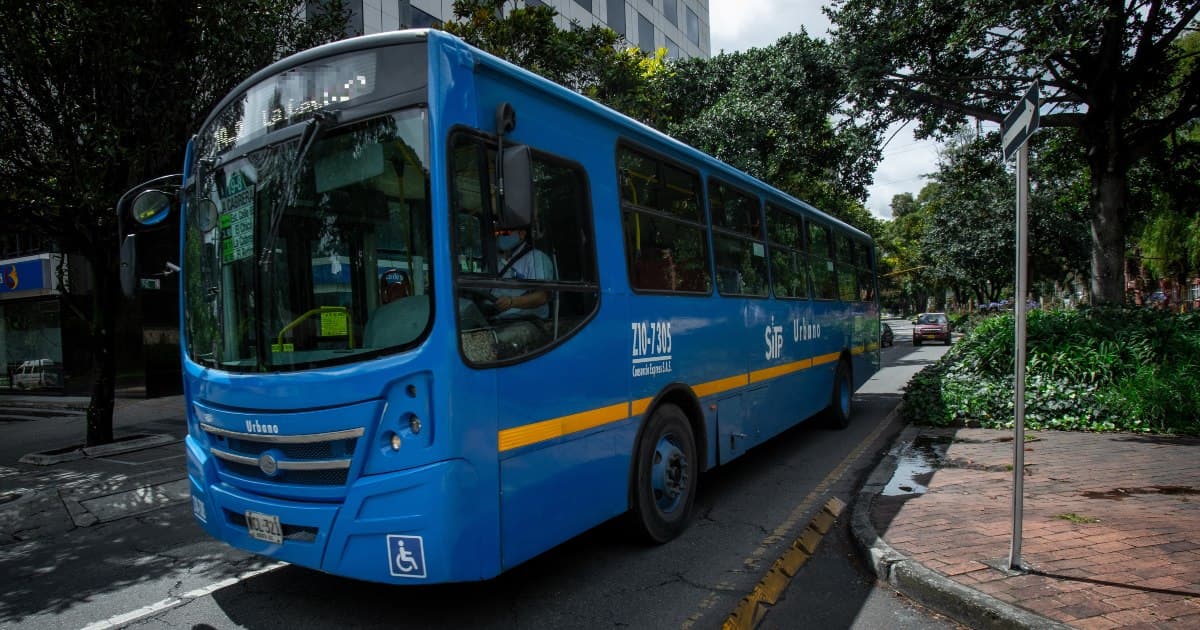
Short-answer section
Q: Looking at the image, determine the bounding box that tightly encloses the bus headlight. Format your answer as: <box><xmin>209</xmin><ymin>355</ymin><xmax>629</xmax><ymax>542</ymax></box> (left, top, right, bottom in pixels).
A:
<box><xmin>390</xmin><ymin>433</ymin><xmax>402</xmax><ymax>451</ymax></box>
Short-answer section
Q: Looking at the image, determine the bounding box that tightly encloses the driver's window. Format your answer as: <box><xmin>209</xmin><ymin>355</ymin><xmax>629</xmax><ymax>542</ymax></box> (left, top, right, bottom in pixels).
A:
<box><xmin>451</xmin><ymin>134</ymin><xmax>599</xmax><ymax>365</ymax></box>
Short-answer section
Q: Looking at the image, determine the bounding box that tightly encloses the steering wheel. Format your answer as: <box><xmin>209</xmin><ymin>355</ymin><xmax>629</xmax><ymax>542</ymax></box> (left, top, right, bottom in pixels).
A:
<box><xmin>460</xmin><ymin>288</ymin><xmax>499</xmax><ymax>318</ymax></box>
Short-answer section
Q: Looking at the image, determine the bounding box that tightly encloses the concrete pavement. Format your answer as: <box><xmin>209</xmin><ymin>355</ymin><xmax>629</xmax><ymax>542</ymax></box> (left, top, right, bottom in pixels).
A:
<box><xmin>854</xmin><ymin>425</ymin><xmax>1200</xmax><ymax>629</ymax></box>
<box><xmin>0</xmin><ymin>395</ymin><xmax>188</xmax><ymax>543</ymax></box>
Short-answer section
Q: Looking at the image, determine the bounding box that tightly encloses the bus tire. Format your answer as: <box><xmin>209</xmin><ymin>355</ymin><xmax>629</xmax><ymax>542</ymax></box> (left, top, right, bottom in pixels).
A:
<box><xmin>824</xmin><ymin>359</ymin><xmax>853</xmax><ymax>430</ymax></box>
<box><xmin>631</xmin><ymin>403</ymin><xmax>698</xmax><ymax>544</ymax></box>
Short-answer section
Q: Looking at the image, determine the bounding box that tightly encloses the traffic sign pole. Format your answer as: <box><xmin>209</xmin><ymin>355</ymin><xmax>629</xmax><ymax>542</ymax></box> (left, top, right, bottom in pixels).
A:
<box><xmin>1001</xmin><ymin>82</ymin><xmax>1037</xmax><ymax>572</ymax></box>
<box><xmin>1009</xmin><ymin>141</ymin><xmax>1029</xmax><ymax>571</ymax></box>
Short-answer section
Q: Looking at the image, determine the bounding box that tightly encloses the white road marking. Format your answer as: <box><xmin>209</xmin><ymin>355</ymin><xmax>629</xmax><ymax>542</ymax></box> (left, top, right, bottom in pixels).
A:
<box><xmin>80</xmin><ymin>562</ymin><xmax>285</xmax><ymax>630</ymax></box>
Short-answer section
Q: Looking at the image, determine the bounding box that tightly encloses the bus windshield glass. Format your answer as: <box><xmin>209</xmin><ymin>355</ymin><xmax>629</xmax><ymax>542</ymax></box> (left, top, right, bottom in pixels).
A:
<box><xmin>183</xmin><ymin>107</ymin><xmax>432</xmax><ymax>372</ymax></box>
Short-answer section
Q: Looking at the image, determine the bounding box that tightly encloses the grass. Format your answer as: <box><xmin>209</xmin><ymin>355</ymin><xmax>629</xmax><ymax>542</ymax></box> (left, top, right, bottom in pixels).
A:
<box><xmin>1055</xmin><ymin>512</ymin><xmax>1100</xmax><ymax>524</ymax></box>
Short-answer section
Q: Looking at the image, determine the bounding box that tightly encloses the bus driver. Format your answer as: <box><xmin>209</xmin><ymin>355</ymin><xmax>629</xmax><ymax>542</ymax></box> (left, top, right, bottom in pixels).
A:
<box><xmin>491</xmin><ymin>229</ymin><xmax>556</xmax><ymax>355</ymax></box>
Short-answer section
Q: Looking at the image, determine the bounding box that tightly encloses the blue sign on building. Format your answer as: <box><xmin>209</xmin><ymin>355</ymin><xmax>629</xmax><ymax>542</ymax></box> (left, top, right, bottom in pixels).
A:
<box><xmin>0</xmin><ymin>255</ymin><xmax>54</xmax><ymax>296</ymax></box>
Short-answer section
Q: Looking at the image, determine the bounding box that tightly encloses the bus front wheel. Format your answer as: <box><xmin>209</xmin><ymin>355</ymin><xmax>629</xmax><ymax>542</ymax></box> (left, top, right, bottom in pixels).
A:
<box><xmin>824</xmin><ymin>359</ymin><xmax>853</xmax><ymax>430</ymax></box>
<box><xmin>632</xmin><ymin>403</ymin><xmax>698</xmax><ymax>544</ymax></box>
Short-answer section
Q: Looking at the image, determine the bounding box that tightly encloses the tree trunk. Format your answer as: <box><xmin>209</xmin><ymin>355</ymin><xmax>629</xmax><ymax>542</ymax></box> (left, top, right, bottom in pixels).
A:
<box><xmin>85</xmin><ymin>245</ymin><xmax>119</xmax><ymax>447</ymax></box>
<box><xmin>1088</xmin><ymin>162</ymin><xmax>1129</xmax><ymax>305</ymax></box>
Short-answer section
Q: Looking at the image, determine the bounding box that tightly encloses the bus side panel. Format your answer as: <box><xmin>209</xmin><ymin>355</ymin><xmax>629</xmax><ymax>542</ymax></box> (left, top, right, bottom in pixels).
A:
<box><xmin>627</xmin><ymin>292</ymin><xmax>737</xmax><ymax>458</ymax></box>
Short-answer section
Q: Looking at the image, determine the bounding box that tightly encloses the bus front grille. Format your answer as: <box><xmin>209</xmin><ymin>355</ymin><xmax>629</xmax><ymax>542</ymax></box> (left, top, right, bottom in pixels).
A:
<box><xmin>200</xmin><ymin>424</ymin><xmax>362</xmax><ymax>487</ymax></box>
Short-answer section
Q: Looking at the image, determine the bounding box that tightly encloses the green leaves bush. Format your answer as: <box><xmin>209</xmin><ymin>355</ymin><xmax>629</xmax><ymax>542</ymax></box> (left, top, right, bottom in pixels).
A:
<box><xmin>902</xmin><ymin>307</ymin><xmax>1200</xmax><ymax>434</ymax></box>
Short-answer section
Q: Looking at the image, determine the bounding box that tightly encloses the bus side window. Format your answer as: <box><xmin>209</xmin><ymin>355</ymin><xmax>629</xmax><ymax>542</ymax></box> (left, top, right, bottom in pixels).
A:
<box><xmin>451</xmin><ymin>134</ymin><xmax>600</xmax><ymax>364</ymax></box>
<box><xmin>808</xmin><ymin>221</ymin><xmax>838</xmax><ymax>300</ymax></box>
<box><xmin>837</xmin><ymin>234</ymin><xmax>858</xmax><ymax>303</ymax></box>
<box><xmin>709</xmin><ymin>179</ymin><xmax>767</xmax><ymax>297</ymax></box>
<box><xmin>766</xmin><ymin>204</ymin><xmax>808</xmax><ymax>299</ymax></box>
<box><xmin>619</xmin><ymin>145</ymin><xmax>711</xmax><ymax>294</ymax></box>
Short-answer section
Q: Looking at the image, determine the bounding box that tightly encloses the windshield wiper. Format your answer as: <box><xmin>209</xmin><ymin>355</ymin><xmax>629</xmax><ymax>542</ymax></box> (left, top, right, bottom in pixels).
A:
<box><xmin>255</xmin><ymin>111</ymin><xmax>336</xmax><ymax>370</ymax></box>
<box><xmin>260</xmin><ymin>110</ymin><xmax>335</xmax><ymax>267</ymax></box>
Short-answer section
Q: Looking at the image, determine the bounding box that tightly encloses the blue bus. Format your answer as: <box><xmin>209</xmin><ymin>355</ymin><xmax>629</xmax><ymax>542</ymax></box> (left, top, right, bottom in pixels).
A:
<box><xmin>121</xmin><ymin>29</ymin><xmax>880</xmax><ymax>584</ymax></box>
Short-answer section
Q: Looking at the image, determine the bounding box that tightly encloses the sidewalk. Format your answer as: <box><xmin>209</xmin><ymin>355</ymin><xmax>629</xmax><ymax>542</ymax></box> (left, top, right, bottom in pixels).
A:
<box><xmin>854</xmin><ymin>426</ymin><xmax>1200</xmax><ymax>629</ymax></box>
<box><xmin>0</xmin><ymin>395</ymin><xmax>188</xmax><ymax>542</ymax></box>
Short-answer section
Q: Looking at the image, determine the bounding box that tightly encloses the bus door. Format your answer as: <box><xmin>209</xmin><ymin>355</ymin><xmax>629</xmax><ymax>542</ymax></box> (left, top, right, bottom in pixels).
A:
<box><xmin>448</xmin><ymin>126</ymin><xmax>612</xmax><ymax>569</ymax></box>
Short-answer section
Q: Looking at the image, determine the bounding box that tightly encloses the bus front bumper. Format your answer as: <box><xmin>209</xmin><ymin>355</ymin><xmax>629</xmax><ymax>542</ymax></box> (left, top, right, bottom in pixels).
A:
<box><xmin>186</xmin><ymin>435</ymin><xmax>492</xmax><ymax>584</ymax></box>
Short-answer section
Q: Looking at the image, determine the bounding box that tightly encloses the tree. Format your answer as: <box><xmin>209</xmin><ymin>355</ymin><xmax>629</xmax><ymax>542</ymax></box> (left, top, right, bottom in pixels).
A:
<box><xmin>443</xmin><ymin>0</ymin><xmax>667</xmax><ymax>117</ymax></box>
<box><xmin>880</xmin><ymin>191</ymin><xmax>938</xmax><ymax>313</ymax></box>
<box><xmin>922</xmin><ymin>134</ymin><xmax>1015</xmax><ymax>306</ymax></box>
<box><xmin>827</xmin><ymin>0</ymin><xmax>1200</xmax><ymax>304</ymax></box>
<box><xmin>917</xmin><ymin>130</ymin><xmax>1090</xmax><ymax>307</ymax></box>
<box><xmin>657</xmin><ymin>33</ymin><xmax>884</xmax><ymax>233</ymax></box>
<box><xmin>1134</xmin><ymin>121</ymin><xmax>1200</xmax><ymax>280</ymax></box>
<box><xmin>0</xmin><ymin>0</ymin><xmax>349</xmax><ymax>445</ymax></box>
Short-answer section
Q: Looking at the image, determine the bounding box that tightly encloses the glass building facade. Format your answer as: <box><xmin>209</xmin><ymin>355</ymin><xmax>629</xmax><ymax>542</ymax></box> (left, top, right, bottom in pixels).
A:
<box><xmin>338</xmin><ymin>0</ymin><xmax>711</xmax><ymax>59</ymax></box>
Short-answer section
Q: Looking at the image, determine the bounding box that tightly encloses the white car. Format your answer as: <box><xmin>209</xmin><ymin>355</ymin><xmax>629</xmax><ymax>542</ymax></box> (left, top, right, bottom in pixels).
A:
<box><xmin>13</xmin><ymin>359</ymin><xmax>58</xmax><ymax>390</ymax></box>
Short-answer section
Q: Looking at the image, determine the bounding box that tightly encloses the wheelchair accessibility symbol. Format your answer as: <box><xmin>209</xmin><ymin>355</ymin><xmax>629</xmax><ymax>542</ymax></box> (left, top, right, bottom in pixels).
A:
<box><xmin>386</xmin><ymin>534</ymin><xmax>427</xmax><ymax>578</ymax></box>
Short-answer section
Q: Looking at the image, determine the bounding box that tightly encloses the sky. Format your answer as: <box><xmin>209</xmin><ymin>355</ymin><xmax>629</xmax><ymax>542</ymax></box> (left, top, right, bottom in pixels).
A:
<box><xmin>708</xmin><ymin>0</ymin><xmax>940</xmax><ymax>220</ymax></box>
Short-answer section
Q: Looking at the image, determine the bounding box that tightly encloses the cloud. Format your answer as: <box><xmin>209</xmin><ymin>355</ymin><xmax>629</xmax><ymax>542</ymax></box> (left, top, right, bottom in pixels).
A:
<box><xmin>711</xmin><ymin>0</ymin><xmax>832</xmax><ymax>52</ymax></box>
<box><xmin>707</xmin><ymin>1</ymin><xmax>938</xmax><ymax>220</ymax></box>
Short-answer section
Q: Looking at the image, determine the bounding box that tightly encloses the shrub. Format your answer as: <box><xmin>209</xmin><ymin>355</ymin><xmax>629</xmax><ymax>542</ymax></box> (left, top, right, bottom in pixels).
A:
<box><xmin>902</xmin><ymin>307</ymin><xmax>1200</xmax><ymax>434</ymax></box>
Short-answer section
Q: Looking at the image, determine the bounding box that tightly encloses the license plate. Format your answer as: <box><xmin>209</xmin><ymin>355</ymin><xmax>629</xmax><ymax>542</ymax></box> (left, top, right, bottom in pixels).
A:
<box><xmin>245</xmin><ymin>510</ymin><xmax>283</xmax><ymax>544</ymax></box>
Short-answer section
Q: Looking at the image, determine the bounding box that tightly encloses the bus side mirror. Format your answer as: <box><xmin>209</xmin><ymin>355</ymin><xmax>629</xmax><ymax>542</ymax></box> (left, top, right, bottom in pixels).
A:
<box><xmin>120</xmin><ymin>234</ymin><xmax>137</xmax><ymax>298</ymax></box>
<box><xmin>498</xmin><ymin>145</ymin><xmax>532</xmax><ymax>228</ymax></box>
<box><xmin>130</xmin><ymin>189</ymin><xmax>175</xmax><ymax>226</ymax></box>
<box><xmin>116</xmin><ymin>174</ymin><xmax>181</xmax><ymax>299</ymax></box>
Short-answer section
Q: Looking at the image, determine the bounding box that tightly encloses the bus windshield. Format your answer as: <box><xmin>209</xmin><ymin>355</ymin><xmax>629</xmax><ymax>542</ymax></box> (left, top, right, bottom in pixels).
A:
<box><xmin>183</xmin><ymin>108</ymin><xmax>432</xmax><ymax>372</ymax></box>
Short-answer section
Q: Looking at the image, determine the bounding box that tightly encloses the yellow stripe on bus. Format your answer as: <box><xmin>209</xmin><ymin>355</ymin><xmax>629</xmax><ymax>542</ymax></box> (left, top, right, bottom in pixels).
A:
<box><xmin>850</xmin><ymin>345</ymin><xmax>865</xmax><ymax>355</ymax></box>
<box><xmin>693</xmin><ymin>373</ymin><xmax>750</xmax><ymax>398</ymax></box>
<box><xmin>498</xmin><ymin>401</ymin><xmax>630</xmax><ymax>452</ymax></box>
<box><xmin>811</xmin><ymin>351</ymin><xmax>842</xmax><ymax>367</ymax></box>
<box><xmin>499</xmin><ymin>349</ymin><xmax>851</xmax><ymax>452</ymax></box>
<box><xmin>749</xmin><ymin>358</ymin><xmax>813</xmax><ymax>384</ymax></box>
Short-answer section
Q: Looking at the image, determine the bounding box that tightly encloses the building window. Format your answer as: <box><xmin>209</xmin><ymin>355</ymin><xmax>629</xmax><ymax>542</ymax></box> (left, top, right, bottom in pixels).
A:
<box><xmin>574</xmin><ymin>0</ymin><xmax>593</xmax><ymax>13</ymax></box>
<box><xmin>663</xmin><ymin>0</ymin><xmax>678</xmax><ymax>25</ymax></box>
<box><xmin>665</xmin><ymin>36</ymin><xmax>681</xmax><ymax>59</ymax></box>
<box><xmin>638</xmin><ymin>12</ymin><xmax>655</xmax><ymax>53</ymax></box>
<box><xmin>409</xmin><ymin>7</ymin><xmax>440</xmax><ymax>28</ymax></box>
<box><xmin>686</xmin><ymin>7</ymin><xmax>700</xmax><ymax>46</ymax></box>
<box><xmin>606</xmin><ymin>0</ymin><xmax>625</xmax><ymax>35</ymax></box>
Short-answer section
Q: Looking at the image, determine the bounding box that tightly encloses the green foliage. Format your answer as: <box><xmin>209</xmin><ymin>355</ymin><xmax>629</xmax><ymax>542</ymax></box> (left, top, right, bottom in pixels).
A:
<box><xmin>903</xmin><ymin>308</ymin><xmax>1200</xmax><ymax>434</ymax></box>
<box><xmin>827</xmin><ymin>0</ymin><xmax>1200</xmax><ymax>304</ymax></box>
<box><xmin>444</xmin><ymin>0</ymin><xmax>669</xmax><ymax>119</ymax></box>
<box><xmin>656</xmin><ymin>33</ymin><xmax>883</xmax><ymax>234</ymax></box>
<box><xmin>1056</xmin><ymin>513</ymin><xmax>1099</xmax><ymax>524</ymax></box>
<box><xmin>0</xmin><ymin>0</ymin><xmax>350</xmax><ymax>443</ymax></box>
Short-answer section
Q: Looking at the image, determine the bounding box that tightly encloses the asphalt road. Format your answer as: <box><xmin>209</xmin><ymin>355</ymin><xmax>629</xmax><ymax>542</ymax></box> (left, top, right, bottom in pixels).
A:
<box><xmin>1</xmin><ymin>319</ymin><xmax>964</xmax><ymax>630</ymax></box>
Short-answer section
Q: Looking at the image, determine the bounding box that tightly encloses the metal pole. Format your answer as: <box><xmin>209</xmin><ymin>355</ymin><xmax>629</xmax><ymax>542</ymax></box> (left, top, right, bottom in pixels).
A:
<box><xmin>1008</xmin><ymin>142</ymin><xmax>1029</xmax><ymax>571</ymax></box>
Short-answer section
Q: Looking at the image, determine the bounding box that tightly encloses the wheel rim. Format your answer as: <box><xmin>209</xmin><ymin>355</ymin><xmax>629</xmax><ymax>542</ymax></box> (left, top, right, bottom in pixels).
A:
<box><xmin>651</xmin><ymin>432</ymin><xmax>689</xmax><ymax>515</ymax></box>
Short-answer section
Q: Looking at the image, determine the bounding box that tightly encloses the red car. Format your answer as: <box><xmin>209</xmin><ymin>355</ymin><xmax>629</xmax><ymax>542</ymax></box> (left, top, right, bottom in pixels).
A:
<box><xmin>913</xmin><ymin>312</ymin><xmax>951</xmax><ymax>345</ymax></box>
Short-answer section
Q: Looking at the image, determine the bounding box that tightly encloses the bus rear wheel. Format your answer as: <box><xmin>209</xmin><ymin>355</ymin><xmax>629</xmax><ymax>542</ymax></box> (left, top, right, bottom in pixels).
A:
<box><xmin>631</xmin><ymin>403</ymin><xmax>698</xmax><ymax>544</ymax></box>
<box><xmin>824</xmin><ymin>359</ymin><xmax>853</xmax><ymax>429</ymax></box>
